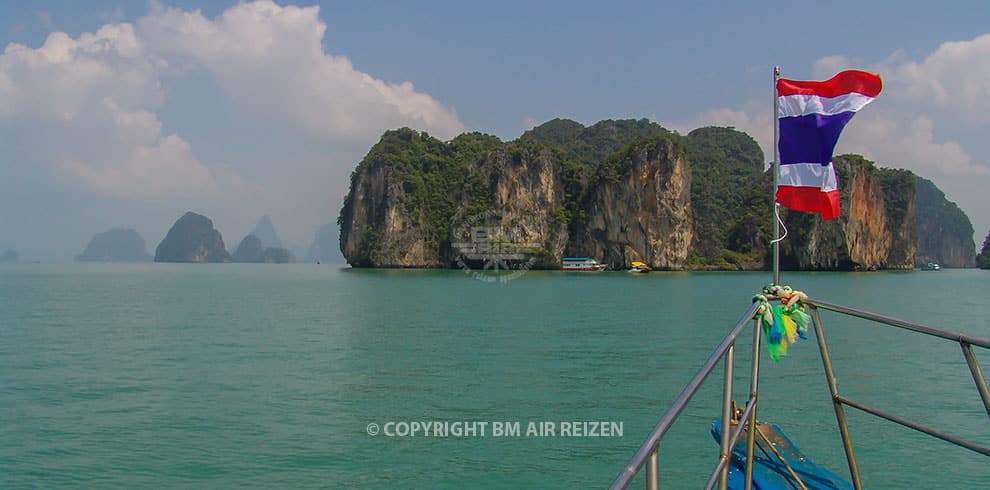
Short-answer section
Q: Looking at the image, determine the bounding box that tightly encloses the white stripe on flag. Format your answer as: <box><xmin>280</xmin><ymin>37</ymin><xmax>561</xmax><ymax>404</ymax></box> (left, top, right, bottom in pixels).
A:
<box><xmin>778</xmin><ymin>162</ymin><xmax>838</xmax><ymax>192</ymax></box>
<box><xmin>778</xmin><ymin>92</ymin><xmax>876</xmax><ymax>118</ymax></box>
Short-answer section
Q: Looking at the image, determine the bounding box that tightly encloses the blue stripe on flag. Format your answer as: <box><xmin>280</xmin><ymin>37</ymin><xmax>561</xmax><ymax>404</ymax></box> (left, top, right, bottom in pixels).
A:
<box><xmin>778</xmin><ymin>112</ymin><xmax>856</xmax><ymax>165</ymax></box>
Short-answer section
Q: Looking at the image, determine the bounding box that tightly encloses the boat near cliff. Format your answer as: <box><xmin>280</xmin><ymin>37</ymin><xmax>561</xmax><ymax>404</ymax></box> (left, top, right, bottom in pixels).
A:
<box><xmin>923</xmin><ymin>262</ymin><xmax>941</xmax><ymax>271</ymax></box>
<box><xmin>561</xmin><ymin>257</ymin><xmax>606</xmax><ymax>271</ymax></box>
<box><xmin>627</xmin><ymin>261</ymin><xmax>651</xmax><ymax>273</ymax></box>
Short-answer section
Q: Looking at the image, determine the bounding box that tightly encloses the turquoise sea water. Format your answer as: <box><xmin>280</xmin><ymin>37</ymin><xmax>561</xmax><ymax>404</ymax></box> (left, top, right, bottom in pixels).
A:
<box><xmin>2</xmin><ymin>264</ymin><xmax>988</xmax><ymax>489</ymax></box>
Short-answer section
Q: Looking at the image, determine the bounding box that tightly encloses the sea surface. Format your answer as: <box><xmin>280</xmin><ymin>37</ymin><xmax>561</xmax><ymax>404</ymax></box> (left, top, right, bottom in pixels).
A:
<box><xmin>2</xmin><ymin>264</ymin><xmax>988</xmax><ymax>489</ymax></box>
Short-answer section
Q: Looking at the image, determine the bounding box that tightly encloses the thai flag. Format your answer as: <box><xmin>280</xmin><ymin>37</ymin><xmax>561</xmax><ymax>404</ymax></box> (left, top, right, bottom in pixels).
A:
<box><xmin>776</xmin><ymin>70</ymin><xmax>882</xmax><ymax>220</ymax></box>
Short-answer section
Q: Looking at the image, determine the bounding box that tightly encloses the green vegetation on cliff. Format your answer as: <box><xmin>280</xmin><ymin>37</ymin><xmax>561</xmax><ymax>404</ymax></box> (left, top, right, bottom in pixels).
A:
<box><xmin>523</xmin><ymin>118</ymin><xmax>672</xmax><ymax>167</ymax></box>
<box><xmin>522</xmin><ymin>118</ymin><xmax>679</xmax><ymax>244</ymax></box>
<box><xmin>880</xmin><ymin>168</ymin><xmax>915</xmax><ymax>229</ymax></box>
<box><xmin>685</xmin><ymin>127</ymin><xmax>769</xmax><ymax>268</ymax></box>
<box><xmin>915</xmin><ymin>176</ymin><xmax>975</xmax><ymax>267</ymax></box>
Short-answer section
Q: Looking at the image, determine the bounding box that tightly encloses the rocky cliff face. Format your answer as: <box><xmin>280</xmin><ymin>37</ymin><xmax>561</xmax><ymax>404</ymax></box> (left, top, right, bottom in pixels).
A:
<box><xmin>781</xmin><ymin>155</ymin><xmax>916</xmax><ymax>271</ymax></box>
<box><xmin>154</xmin><ymin>212</ymin><xmax>231</xmax><ymax>263</ymax></box>
<box><xmin>450</xmin><ymin>144</ymin><xmax>568</xmax><ymax>269</ymax></box>
<box><xmin>339</xmin><ymin>158</ymin><xmax>438</xmax><ymax>267</ymax></box>
<box><xmin>915</xmin><ymin>177</ymin><xmax>975</xmax><ymax>267</ymax></box>
<box><xmin>570</xmin><ymin>138</ymin><xmax>692</xmax><ymax>269</ymax></box>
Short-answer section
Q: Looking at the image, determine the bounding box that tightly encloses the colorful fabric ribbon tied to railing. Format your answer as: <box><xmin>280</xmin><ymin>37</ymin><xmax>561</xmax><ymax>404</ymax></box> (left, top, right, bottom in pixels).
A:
<box><xmin>753</xmin><ymin>284</ymin><xmax>812</xmax><ymax>362</ymax></box>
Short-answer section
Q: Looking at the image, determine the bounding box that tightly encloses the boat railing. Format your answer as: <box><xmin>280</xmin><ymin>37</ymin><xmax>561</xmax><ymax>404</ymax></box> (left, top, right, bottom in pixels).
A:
<box><xmin>609</xmin><ymin>295</ymin><xmax>990</xmax><ymax>490</ymax></box>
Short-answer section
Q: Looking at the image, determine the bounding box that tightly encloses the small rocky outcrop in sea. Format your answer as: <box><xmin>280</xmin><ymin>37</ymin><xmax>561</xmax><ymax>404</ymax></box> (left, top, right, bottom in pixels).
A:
<box><xmin>232</xmin><ymin>234</ymin><xmax>290</xmax><ymax>263</ymax></box>
<box><xmin>154</xmin><ymin>212</ymin><xmax>231</xmax><ymax>263</ymax></box>
<box><xmin>76</xmin><ymin>228</ymin><xmax>152</xmax><ymax>262</ymax></box>
<box><xmin>0</xmin><ymin>249</ymin><xmax>17</xmax><ymax>262</ymax></box>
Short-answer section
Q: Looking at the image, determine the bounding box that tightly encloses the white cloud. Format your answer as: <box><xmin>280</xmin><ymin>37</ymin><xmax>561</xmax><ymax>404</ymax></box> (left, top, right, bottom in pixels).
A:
<box><xmin>65</xmin><ymin>135</ymin><xmax>219</xmax><ymax>199</ymax></box>
<box><xmin>0</xmin><ymin>23</ymin><xmax>218</xmax><ymax>199</ymax></box>
<box><xmin>136</xmin><ymin>0</ymin><xmax>464</xmax><ymax>142</ymax></box>
<box><xmin>838</xmin><ymin>111</ymin><xmax>990</xmax><ymax>178</ymax></box>
<box><xmin>881</xmin><ymin>34</ymin><xmax>990</xmax><ymax>127</ymax></box>
<box><xmin>0</xmin><ymin>1</ymin><xmax>464</xmax><ymax>204</ymax></box>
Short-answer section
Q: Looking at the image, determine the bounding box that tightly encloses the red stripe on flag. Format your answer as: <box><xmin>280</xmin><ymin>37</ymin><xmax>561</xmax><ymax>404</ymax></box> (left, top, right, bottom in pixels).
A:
<box><xmin>777</xmin><ymin>70</ymin><xmax>882</xmax><ymax>98</ymax></box>
<box><xmin>776</xmin><ymin>186</ymin><xmax>840</xmax><ymax>220</ymax></box>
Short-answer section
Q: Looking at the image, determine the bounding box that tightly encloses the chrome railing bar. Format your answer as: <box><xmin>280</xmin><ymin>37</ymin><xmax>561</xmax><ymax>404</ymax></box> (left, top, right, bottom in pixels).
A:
<box><xmin>645</xmin><ymin>445</ymin><xmax>658</xmax><ymax>490</ymax></box>
<box><xmin>609</xmin><ymin>301</ymin><xmax>761</xmax><ymax>490</ymax></box>
<box><xmin>705</xmin><ymin>398</ymin><xmax>757</xmax><ymax>490</ymax></box>
<box><xmin>960</xmin><ymin>342</ymin><xmax>990</xmax><ymax>421</ymax></box>
<box><xmin>836</xmin><ymin>394</ymin><xmax>990</xmax><ymax>457</ymax></box>
<box><xmin>809</xmin><ymin>306</ymin><xmax>863</xmax><ymax>490</ymax></box>
<box><xmin>806</xmin><ymin>299</ymin><xmax>990</xmax><ymax>349</ymax></box>
<box><xmin>718</xmin><ymin>343</ymin><xmax>735</xmax><ymax>490</ymax></box>
<box><xmin>615</xmin><ymin>297</ymin><xmax>990</xmax><ymax>490</ymax></box>
<box><xmin>743</xmin><ymin>318</ymin><xmax>761</xmax><ymax>490</ymax></box>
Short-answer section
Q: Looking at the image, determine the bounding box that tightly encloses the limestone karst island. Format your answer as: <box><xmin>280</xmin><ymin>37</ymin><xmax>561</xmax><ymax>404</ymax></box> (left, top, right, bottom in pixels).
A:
<box><xmin>338</xmin><ymin>119</ymin><xmax>977</xmax><ymax>271</ymax></box>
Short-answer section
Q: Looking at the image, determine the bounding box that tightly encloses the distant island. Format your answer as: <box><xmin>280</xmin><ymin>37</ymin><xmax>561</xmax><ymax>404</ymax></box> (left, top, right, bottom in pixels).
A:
<box><xmin>249</xmin><ymin>215</ymin><xmax>283</xmax><ymax>249</ymax></box>
<box><xmin>0</xmin><ymin>249</ymin><xmax>17</xmax><ymax>263</ymax></box>
<box><xmin>76</xmin><ymin>228</ymin><xmax>151</xmax><ymax>262</ymax></box>
<box><xmin>232</xmin><ymin>234</ymin><xmax>290</xmax><ymax>263</ymax></box>
<box><xmin>306</xmin><ymin>222</ymin><xmax>343</xmax><ymax>263</ymax></box>
<box><xmin>154</xmin><ymin>212</ymin><xmax>231</xmax><ymax>263</ymax></box>
<box><xmin>338</xmin><ymin>119</ymin><xmax>976</xmax><ymax>271</ymax></box>
<box><xmin>979</xmin><ymin>231</ymin><xmax>990</xmax><ymax>270</ymax></box>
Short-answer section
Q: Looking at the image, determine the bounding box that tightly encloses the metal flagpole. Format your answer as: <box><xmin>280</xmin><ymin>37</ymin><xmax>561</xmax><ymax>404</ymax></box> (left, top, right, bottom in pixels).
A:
<box><xmin>772</xmin><ymin>66</ymin><xmax>781</xmax><ymax>285</ymax></box>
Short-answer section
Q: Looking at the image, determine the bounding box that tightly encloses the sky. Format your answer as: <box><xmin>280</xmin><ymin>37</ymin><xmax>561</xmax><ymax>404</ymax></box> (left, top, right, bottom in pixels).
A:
<box><xmin>2</xmin><ymin>0</ymin><xmax>989</xmax><ymax>261</ymax></box>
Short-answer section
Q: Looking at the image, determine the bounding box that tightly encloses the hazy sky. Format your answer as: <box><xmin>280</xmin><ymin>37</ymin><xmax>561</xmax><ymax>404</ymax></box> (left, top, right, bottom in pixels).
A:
<box><xmin>2</xmin><ymin>0</ymin><xmax>988</xmax><ymax>260</ymax></box>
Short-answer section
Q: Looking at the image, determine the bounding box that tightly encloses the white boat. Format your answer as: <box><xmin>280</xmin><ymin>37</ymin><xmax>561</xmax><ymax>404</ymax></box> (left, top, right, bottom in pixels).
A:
<box><xmin>561</xmin><ymin>257</ymin><xmax>606</xmax><ymax>271</ymax></box>
<box><xmin>924</xmin><ymin>262</ymin><xmax>941</xmax><ymax>271</ymax></box>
